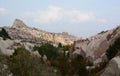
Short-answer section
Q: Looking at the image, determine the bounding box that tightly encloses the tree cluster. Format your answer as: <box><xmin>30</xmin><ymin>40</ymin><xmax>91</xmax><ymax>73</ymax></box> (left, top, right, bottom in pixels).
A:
<box><xmin>106</xmin><ymin>37</ymin><xmax>120</xmax><ymax>60</ymax></box>
<box><xmin>0</xmin><ymin>28</ymin><xmax>11</xmax><ymax>40</ymax></box>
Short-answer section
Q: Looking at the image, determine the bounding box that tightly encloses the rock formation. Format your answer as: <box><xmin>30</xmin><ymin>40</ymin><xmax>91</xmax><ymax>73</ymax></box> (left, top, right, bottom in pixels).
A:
<box><xmin>0</xmin><ymin>38</ymin><xmax>21</xmax><ymax>55</ymax></box>
<box><xmin>101</xmin><ymin>56</ymin><xmax>120</xmax><ymax>76</ymax></box>
<box><xmin>0</xmin><ymin>19</ymin><xmax>78</xmax><ymax>55</ymax></box>
<box><xmin>12</xmin><ymin>19</ymin><xmax>28</xmax><ymax>29</ymax></box>
<box><xmin>6</xmin><ymin>19</ymin><xmax>78</xmax><ymax>45</ymax></box>
<box><xmin>70</xmin><ymin>25</ymin><xmax>120</xmax><ymax>65</ymax></box>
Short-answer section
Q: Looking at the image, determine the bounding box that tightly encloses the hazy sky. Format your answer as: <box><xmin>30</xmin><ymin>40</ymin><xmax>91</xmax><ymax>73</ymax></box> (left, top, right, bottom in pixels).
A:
<box><xmin>0</xmin><ymin>0</ymin><xmax>120</xmax><ymax>38</ymax></box>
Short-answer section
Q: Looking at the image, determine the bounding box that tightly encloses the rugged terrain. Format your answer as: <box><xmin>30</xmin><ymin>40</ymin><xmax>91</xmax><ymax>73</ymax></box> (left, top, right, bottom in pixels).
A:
<box><xmin>0</xmin><ymin>19</ymin><xmax>120</xmax><ymax>76</ymax></box>
<box><xmin>0</xmin><ymin>19</ymin><xmax>78</xmax><ymax>55</ymax></box>
<box><xmin>70</xmin><ymin>25</ymin><xmax>120</xmax><ymax>65</ymax></box>
<box><xmin>3</xmin><ymin>19</ymin><xmax>78</xmax><ymax>45</ymax></box>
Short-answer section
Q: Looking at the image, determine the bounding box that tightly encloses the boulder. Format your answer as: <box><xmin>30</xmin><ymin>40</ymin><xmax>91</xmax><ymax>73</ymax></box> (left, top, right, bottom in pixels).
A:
<box><xmin>101</xmin><ymin>56</ymin><xmax>120</xmax><ymax>76</ymax></box>
<box><xmin>70</xmin><ymin>25</ymin><xmax>120</xmax><ymax>65</ymax></box>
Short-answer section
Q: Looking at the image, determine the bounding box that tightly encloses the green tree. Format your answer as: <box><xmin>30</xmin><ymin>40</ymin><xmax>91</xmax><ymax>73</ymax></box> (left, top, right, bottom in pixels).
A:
<box><xmin>34</xmin><ymin>43</ymin><xmax>59</xmax><ymax>61</ymax></box>
<box><xmin>8</xmin><ymin>48</ymin><xmax>42</xmax><ymax>76</ymax></box>
<box><xmin>54</xmin><ymin>55</ymin><xmax>70</xmax><ymax>76</ymax></box>
<box><xmin>0</xmin><ymin>28</ymin><xmax>11</xmax><ymax>40</ymax></box>
<box><xmin>71</xmin><ymin>55</ymin><xmax>88</xmax><ymax>76</ymax></box>
<box><xmin>8</xmin><ymin>47</ymin><xmax>61</xmax><ymax>76</ymax></box>
<box><xmin>63</xmin><ymin>45</ymin><xmax>71</xmax><ymax>51</ymax></box>
<box><xmin>63</xmin><ymin>45</ymin><xmax>72</xmax><ymax>57</ymax></box>
<box><xmin>0</xmin><ymin>55</ymin><xmax>11</xmax><ymax>76</ymax></box>
<box><xmin>106</xmin><ymin>37</ymin><xmax>120</xmax><ymax>60</ymax></box>
<box><xmin>58</xmin><ymin>43</ymin><xmax>62</xmax><ymax>48</ymax></box>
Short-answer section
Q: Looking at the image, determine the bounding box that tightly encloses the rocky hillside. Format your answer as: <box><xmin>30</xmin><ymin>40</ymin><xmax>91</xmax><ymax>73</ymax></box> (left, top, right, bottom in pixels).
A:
<box><xmin>0</xmin><ymin>19</ymin><xmax>120</xmax><ymax>76</ymax></box>
<box><xmin>70</xmin><ymin>25</ymin><xmax>120</xmax><ymax>65</ymax></box>
<box><xmin>4</xmin><ymin>19</ymin><xmax>78</xmax><ymax>45</ymax></box>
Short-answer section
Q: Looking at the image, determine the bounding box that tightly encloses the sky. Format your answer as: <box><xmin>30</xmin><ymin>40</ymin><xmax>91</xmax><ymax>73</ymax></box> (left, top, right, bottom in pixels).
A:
<box><xmin>0</xmin><ymin>0</ymin><xmax>120</xmax><ymax>38</ymax></box>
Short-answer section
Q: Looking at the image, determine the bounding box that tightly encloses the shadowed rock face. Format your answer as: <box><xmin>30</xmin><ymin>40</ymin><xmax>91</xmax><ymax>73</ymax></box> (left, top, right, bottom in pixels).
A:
<box><xmin>101</xmin><ymin>56</ymin><xmax>120</xmax><ymax>76</ymax></box>
<box><xmin>70</xmin><ymin>25</ymin><xmax>120</xmax><ymax>65</ymax></box>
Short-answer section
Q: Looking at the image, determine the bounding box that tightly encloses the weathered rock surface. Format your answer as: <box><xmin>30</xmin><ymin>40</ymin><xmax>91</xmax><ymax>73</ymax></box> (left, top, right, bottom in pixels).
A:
<box><xmin>101</xmin><ymin>56</ymin><xmax>120</xmax><ymax>76</ymax></box>
<box><xmin>70</xmin><ymin>25</ymin><xmax>120</xmax><ymax>65</ymax></box>
<box><xmin>0</xmin><ymin>19</ymin><xmax>78</xmax><ymax>55</ymax></box>
<box><xmin>0</xmin><ymin>39</ymin><xmax>14</xmax><ymax>55</ymax></box>
<box><xmin>6</xmin><ymin>19</ymin><xmax>78</xmax><ymax>45</ymax></box>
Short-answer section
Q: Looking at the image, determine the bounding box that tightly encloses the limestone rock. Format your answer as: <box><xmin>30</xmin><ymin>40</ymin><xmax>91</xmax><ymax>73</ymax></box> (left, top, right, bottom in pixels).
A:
<box><xmin>101</xmin><ymin>56</ymin><xmax>120</xmax><ymax>76</ymax></box>
<box><xmin>0</xmin><ymin>39</ymin><xmax>14</xmax><ymax>55</ymax></box>
<box><xmin>31</xmin><ymin>51</ymin><xmax>41</xmax><ymax>58</ymax></box>
<box><xmin>12</xmin><ymin>19</ymin><xmax>28</xmax><ymax>29</ymax></box>
<box><xmin>7</xmin><ymin>19</ymin><xmax>78</xmax><ymax>45</ymax></box>
<box><xmin>70</xmin><ymin>25</ymin><xmax>120</xmax><ymax>65</ymax></box>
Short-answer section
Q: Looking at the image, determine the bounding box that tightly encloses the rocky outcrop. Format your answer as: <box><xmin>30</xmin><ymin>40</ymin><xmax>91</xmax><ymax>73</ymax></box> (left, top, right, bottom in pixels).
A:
<box><xmin>70</xmin><ymin>25</ymin><xmax>120</xmax><ymax>65</ymax></box>
<box><xmin>0</xmin><ymin>38</ymin><xmax>23</xmax><ymax>55</ymax></box>
<box><xmin>12</xmin><ymin>19</ymin><xmax>28</xmax><ymax>29</ymax></box>
<box><xmin>6</xmin><ymin>19</ymin><xmax>77</xmax><ymax>45</ymax></box>
<box><xmin>0</xmin><ymin>19</ymin><xmax>78</xmax><ymax>55</ymax></box>
<box><xmin>101</xmin><ymin>56</ymin><xmax>120</xmax><ymax>76</ymax></box>
<box><xmin>0</xmin><ymin>39</ymin><xmax>14</xmax><ymax>55</ymax></box>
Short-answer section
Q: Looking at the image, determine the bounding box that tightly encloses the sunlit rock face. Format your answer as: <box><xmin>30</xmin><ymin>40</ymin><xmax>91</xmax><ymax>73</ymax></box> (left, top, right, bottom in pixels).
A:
<box><xmin>0</xmin><ymin>19</ymin><xmax>78</xmax><ymax>56</ymax></box>
<box><xmin>70</xmin><ymin>25</ymin><xmax>120</xmax><ymax>65</ymax></box>
<box><xmin>6</xmin><ymin>19</ymin><xmax>78</xmax><ymax>45</ymax></box>
<box><xmin>12</xmin><ymin>19</ymin><xmax>28</xmax><ymax>29</ymax></box>
<box><xmin>101</xmin><ymin>56</ymin><xmax>120</xmax><ymax>76</ymax></box>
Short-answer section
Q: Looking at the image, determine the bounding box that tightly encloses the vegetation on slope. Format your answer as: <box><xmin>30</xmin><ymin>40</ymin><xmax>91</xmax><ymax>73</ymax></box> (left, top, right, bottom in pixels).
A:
<box><xmin>2</xmin><ymin>36</ymin><xmax>120</xmax><ymax>76</ymax></box>
<box><xmin>8</xmin><ymin>47</ymin><xmax>60</xmax><ymax>76</ymax></box>
<box><xmin>106</xmin><ymin>37</ymin><xmax>120</xmax><ymax>60</ymax></box>
<box><xmin>0</xmin><ymin>28</ymin><xmax>11</xmax><ymax>40</ymax></box>
<box><xmin>34</xmin><ymin>43</ymin><xmax>89</xmax><ymax>76</ymax></box>
<box><xmin>33</xmin><ymin>43</ymin><xmax>60</xmax><ymax>61</ymax></box>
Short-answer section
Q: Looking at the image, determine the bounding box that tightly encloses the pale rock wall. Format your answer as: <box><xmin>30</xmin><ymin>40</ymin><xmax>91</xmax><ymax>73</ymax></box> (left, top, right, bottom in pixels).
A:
<box><xmin>70</xmin><ymin>25</ymin><xmax>120</xmax><ymax>65</ymax></box>
<box><xmin>101</xmin><ymin>56</ymin><xmax>120</xmax><ymax>76</ymax></box>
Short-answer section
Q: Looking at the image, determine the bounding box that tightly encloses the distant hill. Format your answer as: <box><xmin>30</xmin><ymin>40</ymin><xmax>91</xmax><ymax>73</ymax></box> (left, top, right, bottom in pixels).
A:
<box><xmin>3</xmin><ymin>19</ymin><xmax>78</xmax><ymax>45</ymax></box>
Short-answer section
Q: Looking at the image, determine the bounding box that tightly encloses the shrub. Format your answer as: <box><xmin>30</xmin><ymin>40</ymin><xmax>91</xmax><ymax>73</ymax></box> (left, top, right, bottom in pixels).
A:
<box><xmin>8</xmin><ymin>48</ymin><xmax>42</xmax><ymax>76</ymax></box>
<box><xmin>0</xmin><ymin>55</ymin><xmax>10</xmax><ymax>76</ymax></box>
<box><xmin>71</xmin><ymin>55</ymin><xmax>88</xmax><ymax>76</ymax></box>
<box><xmin>58</xmin><ymin>43</ymin><xmax>62</xmax><ymax>48</ymax></box>
<box><xmin>33</xmin><ymin>43</ymin><xmax>59</xmax><ymax>61</ymax></box>
<box><xmin>106</xmin><ymin>37</ymin><xmax>120</xmax><ymax>60</ymax></box>
<box><xmin>0</xmin><ymin>28</ymin><xmax>11</xmax><ymax>40</ymax></box>
<box><xmin>8</xmin><ymin>47</ymin><xmax>60</xmax><ymax>76</ymax></box>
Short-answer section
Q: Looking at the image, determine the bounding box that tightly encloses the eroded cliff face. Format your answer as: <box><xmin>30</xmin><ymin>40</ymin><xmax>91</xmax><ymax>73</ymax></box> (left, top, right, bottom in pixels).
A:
<box><xmin>70</xmin><ymin>25</ymin><xmax>120</xmax><ymax>65</ymax></box>
<box><xmin>5</xmin><ymin>19</ymin><xmax>78</xmax><ymax>45</ymax></box>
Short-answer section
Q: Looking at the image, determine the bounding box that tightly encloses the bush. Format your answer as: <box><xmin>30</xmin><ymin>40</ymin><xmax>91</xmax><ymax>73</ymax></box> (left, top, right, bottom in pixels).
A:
<box><xmin>8</xmin><ymin>48</ymin><xmax>42</xmax><ymax>76</ymax></box>
<box><xmin>0</xmin><ymin>28</ymin><xmax>11</xmax><ymax>40</ymax></box>
<box><xmin>58</xmin><ymin>43</ymin><xmax>62</xmax><ymax>48</ymax></box>
<box><xmin>53</xmin><ymin>54</ymin><xmax>89</xmax><ymax>76</ymax></box>
<box><xmin>33</xmin><ymin>43</ymin><xmax>59</xmax><ymax>61</ymax></box>
<box><xmin>106</xmin><ymin>37</ymin><xmax>120</xmax><ymax>60</ymax></box>
<box><xmin>0</xmin><ymin>55</ymin><xmax>11</xmax><ymax>76</ymax></box>
<box><xmin>71</xmin><ymin>55</ymin><xmax>88</xmax><ymax>76</ymax></box>
<box><xmin>53</xmin><ymin>55</ymin><xmax>70</xmax><ymax>76</ymax></box>
<box><xmin>8</xmin><ymin>47</ymin><xmax>60</xmax><ymax>76</ymax></box>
